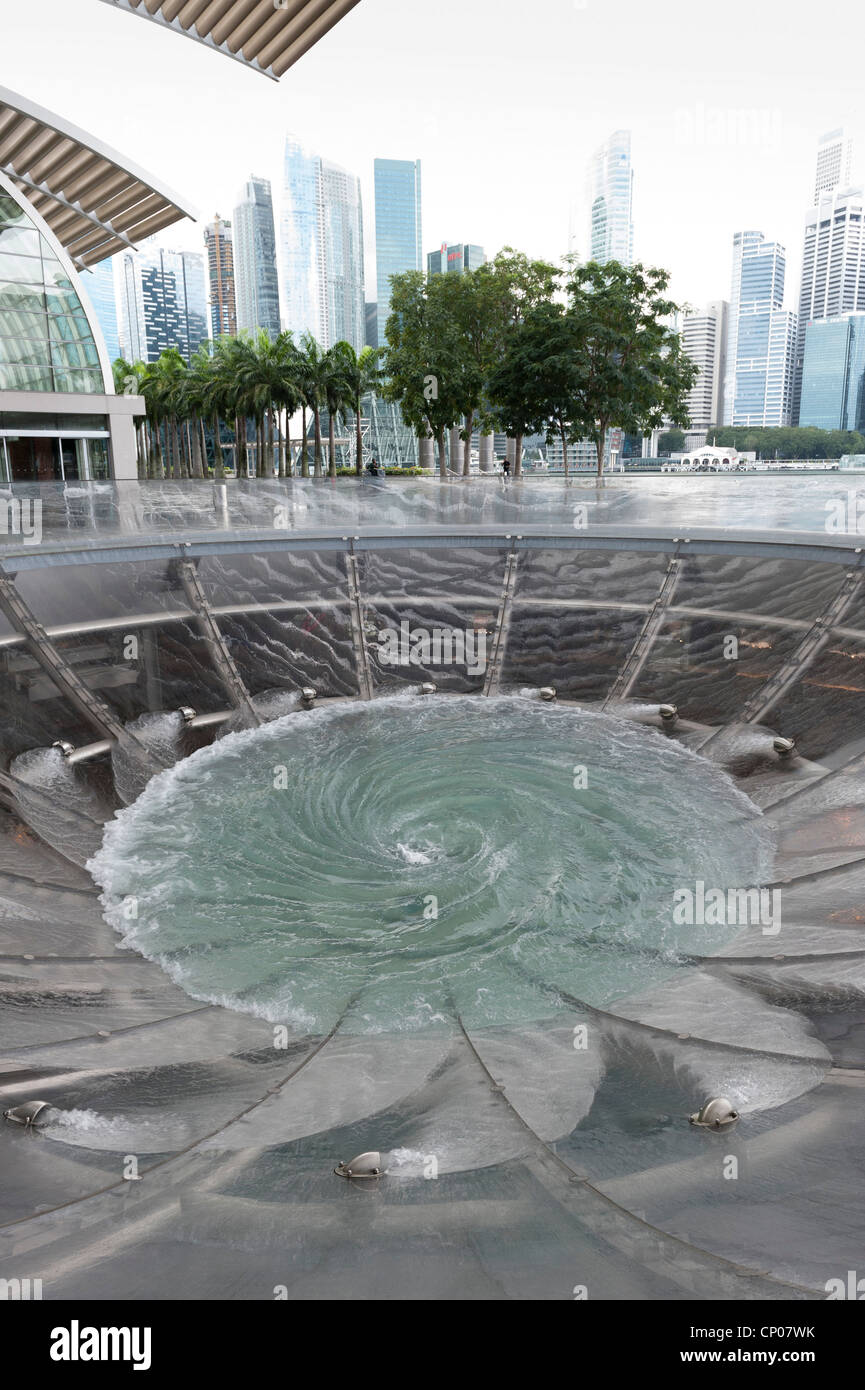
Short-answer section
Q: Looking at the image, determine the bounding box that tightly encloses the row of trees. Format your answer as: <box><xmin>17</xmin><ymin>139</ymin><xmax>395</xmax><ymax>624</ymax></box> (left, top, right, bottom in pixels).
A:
<box><xmin>701</xmin><ymin>426</ymin><xmax>865</xmax><ymax>461</ymax></box>
<box><xmin>116</xmin><ymin>250</ymin><xmax>698</xmax><ymax>481</ymax></box>
<box><xmin>115</xmin><ymin>332</ymin><xmax>380</xmax><ymax>480</ymax></box>
<box><xmin>384</xmin><ymin>251</ymin><xmax>698</xmax><ymax>477</ymax></box>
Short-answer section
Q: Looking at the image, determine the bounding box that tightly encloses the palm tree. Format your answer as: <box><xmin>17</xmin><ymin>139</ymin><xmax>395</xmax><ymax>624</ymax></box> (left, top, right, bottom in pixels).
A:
<box><xmin>297</xmin><ymin>334</ymin><xmax>329</xmax><ymax>478</ymax></box>
<box><xmin>331</xmin><ymin>342</ymin><xmax>380</xmax><ymax>476</ymax></box>
<box><xmin>322</xmin><ymin>347</ymin><xmax>350</xmax><ymax>478</ymax></box>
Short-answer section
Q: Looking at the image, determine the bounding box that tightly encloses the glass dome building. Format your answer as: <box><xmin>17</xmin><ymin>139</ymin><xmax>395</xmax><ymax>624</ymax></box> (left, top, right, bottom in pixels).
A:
<box><xmin>0</xmin><ymin>172</ymin><xmax>117</xmax><ymax>483</ymax></box>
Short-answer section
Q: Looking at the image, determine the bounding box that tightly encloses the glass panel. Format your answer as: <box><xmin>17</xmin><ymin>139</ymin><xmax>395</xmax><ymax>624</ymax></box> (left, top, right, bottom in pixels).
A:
<box><xmin>629</xmin><ymin>617</ymin><xmax>803</xmax><ymax>725</ymax></box>
<box><xmin>196</xmin><ymin>547</ymin><xmax>348</xmax><ymax>607</ymax></box>
<box><xmin>52</xmin><ymin>367</ymin><xmax>104</xmax><ymax>393</ymax></box>
<box><xmin>0</xmin><ymin>224</ymin><xmax>40</xmax><ymax>256</ymax></box>
<box><xmin>0</xmin><ymin>363</ymin><xmax>55</xmax><ymax>390</ymax></box>
<box><xmin>4</xmin><ymin>435</ymin><xmax>59</xmax><ymax>480</ymax></box>
<box><xmin>0</xmin><ymin>641</ymin><xmax>95</xmax><ymax>765</ymax></box>
<box><xmin>756</xmin><ymin>632</ymin><xmax>865</xmax><ymax>760</ymax></box>
<box><xmin>0</xmin><ymin>309</ymin><xmax>50</xmax><ymax>342</ymax></box>
<box><xmin>0</xmin><ymin>193</ymin><xmax>35</xmax><ymax>227</ymax></box>
<box><xmin>54</xmin><ymin>621</ymin><xmax>227</xmax><ymax>718</ymax></box>
<box><xmin>87</xmin><ymin>438</ymin><xmax>111</xmax><ymax>481</ymax></box>
<box><xmin>516</xmin><ymin>546</ymin><xmax>669</xmax><ymax>604</ymax></box>
<box><xmin>14</xmin><ymin>558</ymin><xmax>194</xmax><ymax>627</ymax></box>
<box><xmin>0</xmin><ymin>337</ymin><xmax>51</xmax><ymax>366</ymax></box>
<box><xmin>50</xmin><ymin>339</ymin><xmax>101</xmax><ymax>370</ymax></box>
<box><xmin>0</xmin><ymin>252</ymin><xmax>43</xmax><ymax>283</ymax></box>
<box><xmin>672</xmin><ymin>553</ymin><xmax>847</xmax><ymax>622</ymax></box>
<box><xmin>501</xmin><ymin>606</ymin><xmax>646</xmax><ymax>699</ymax></box>
<box><xmin>217</xmin><ymin>610</ymin><xmax>357</xmax><ymax>698</ymax></box>
<box><xmin>358</xmin><ymin>545</ymin><xmax>507</xmax><ymax>600</ymax></box>
<box><xmin>368</xmin><ymin>599</ymin><xmax>493</xmax><ymax>693</ymax></box>
<box><xmin>0</xmin><ymin>281</ymin><xmax>47</xmax><ymax>314</ymax></box>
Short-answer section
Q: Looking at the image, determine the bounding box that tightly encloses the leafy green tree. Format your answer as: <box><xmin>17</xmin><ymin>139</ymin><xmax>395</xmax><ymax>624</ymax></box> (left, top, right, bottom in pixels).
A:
<box><xmin>658</xmin><ymin>428</ymin><xmax>686</xmax><ymax>456</ymax></box>
<box><xmin>383</xmin><ymin>271</ymin><xmax>465</xmax><ymax>478</ymax></box>
<box><xmin>565</xmin><ymin>261</ymin><xmax>698</xmax><ymax>475</ymax></box>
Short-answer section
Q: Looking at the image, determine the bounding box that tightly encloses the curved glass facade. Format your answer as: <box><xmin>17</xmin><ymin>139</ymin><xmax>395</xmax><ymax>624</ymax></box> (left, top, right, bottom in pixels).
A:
<box><xmin>0</xmin><ymin>187</ymin><xmax>105</xmax><ymax>394</ymax></box>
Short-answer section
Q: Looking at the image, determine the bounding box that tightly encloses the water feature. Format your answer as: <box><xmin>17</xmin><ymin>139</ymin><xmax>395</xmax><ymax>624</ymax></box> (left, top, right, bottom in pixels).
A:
<box><xmin>88</xmin><ymin>696</ymin><xmax>774</xmax><ymax>1035</ymax></box>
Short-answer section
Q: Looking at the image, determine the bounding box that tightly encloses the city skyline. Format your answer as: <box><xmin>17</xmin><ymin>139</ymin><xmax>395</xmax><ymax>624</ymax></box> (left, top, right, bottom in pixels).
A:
<box><xmin>3</xmin><ymin>0</ymin><xmax>864</xmax><ymax>322</ymax></box>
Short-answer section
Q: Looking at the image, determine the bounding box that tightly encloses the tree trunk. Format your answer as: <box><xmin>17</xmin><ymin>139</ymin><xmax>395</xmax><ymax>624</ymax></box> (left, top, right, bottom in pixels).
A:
<box><xmin>463</xmin><ymin>410</ymin><xmax>473</xmax><ymax>477</ymax></box>
<box><xmin>561</xmin><ymin>423</ymin><xmax>569</xmax><ymax>479</ymax></box>
<box><xmin>328</xmin><ymin>411</ymin><xmax>337</xmax><ymax>477</ymax></box>
<box><xmin>313</xmin><ymin>407</ymin><xmax>323</xmax><ymax>477</ymax></box>
<box><xmin>355</xmin><ymin>403</ymin><xmax>363</xmax><ymax>476</ymax></box>
<box><xmin>514</xmin><ymin>432</ymin><xmax>523</xmax><ymax>479</ymax></box>
<box><xmin>596</xmin><ymin>422</ymin><xmax>606</xmax><ymax>477</ymax></box>
<box><xmin>212</xmin><ymin>414</ymin><xmax>224</xmax><ymax>479</ymax></box>
<box><xmin>437</xmin><ymin>426</ymin><xmax>447</xmax><ymax>480</ymax></box>
<box><xmin>300</xmin><ymin>406</ymin><xmax>309</xmax><ymax>478</ymax></box>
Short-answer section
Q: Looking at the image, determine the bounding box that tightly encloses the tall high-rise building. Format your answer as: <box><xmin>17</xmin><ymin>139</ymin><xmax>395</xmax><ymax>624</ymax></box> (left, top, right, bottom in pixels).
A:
<box><xmin>321</xmin><ymin>160</ymin><xmax>365</xmax><ymax>350</ymax></box>
<box><xmin>814</xmin><ymin>128</ymin><xmax>854</xmax><ymax>204</ymax></box>
<box><xmin>723</xmin><ymin>231</ymin><xmax>771</xmax><ymax>424</ymax></box>
<box><xmin>204</xmin><ymin>215</ymin><xmax>236</xmax><ymax>340</ymax></box>
<box><xmin>280</xmin><ymin>136</ymin><xmax>366</xmax><ymax>350</ymax></box>
<box><xmin>280</xmin><ymin>139</ymin><xmax>325</xmax><ymax>344</ymax></box>
<box><xmin>233</xmin><ymin>177</ymin><xmax>281</xmax><ymax>339</ymax></box>
<box><xmin>374</xmin><ymin>158</ymin><xmax>422</xmax><ymax>348</ymax></box>
<box><xmin>80</xmin><ymin>258</ymin><xmax>120</xmax><ymax>364</ymax></box>
<box><xmin>365</xmin><ymin>301</ymin><xmax>378</xmax><ymax>349</ymax></box>
<box><xmin>118</xmin><ymin>245</ymin><xmax>208</xmax><ymax>363</ymax></box>
<box><xmin>681</xmin><ymin>301</ymin><xmax>728</xmax><ymax>428</ymax></box>
<box><xmin>725</xmin><ymin>234</ymin><xmax>796</xmax><ymax>427</ymax></box>
<box><xmin>588</xmin><ymin>130</ymin><xmax>634</xmax><ymax>266</ymax></box>
<box><xmin>426</xmin><ymin>242</ymin><xmax>486</xmax><ymax>276</ymax></box>
<box><xmin>800</xmin><ymin>313</ymin><xmax>865</xmax><ymax>431</ymax></box>
<box><xmin>792</xmin><ymin>187</ymin><xmax>865</xmax><ymax>421</ymax></box>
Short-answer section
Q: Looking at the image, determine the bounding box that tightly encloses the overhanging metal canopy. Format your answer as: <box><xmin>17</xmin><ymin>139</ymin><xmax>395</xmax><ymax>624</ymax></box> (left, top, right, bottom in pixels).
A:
<box><xmin>0</xmin><ymin>86</ymin><xmax>198</xmax><ymax>268</ymax></box>
<box><xmin>97</xmin><ymin>0</ymin><xmax>363</xmax><ymax>80</ymax></box>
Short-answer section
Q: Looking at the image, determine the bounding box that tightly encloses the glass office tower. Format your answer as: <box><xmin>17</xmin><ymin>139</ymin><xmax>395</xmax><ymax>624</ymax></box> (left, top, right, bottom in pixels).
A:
<box><xmin>374</xmin><ymin>158</ymin><xmax>422</xmax><ymax>348</ymax></box>
<box><xmin>800</xmin><ymin>313</ymin><xmax>865</xmax><ymax>431</ymax></box>
<box><xmin>80</xmin><ymin>258</ymin><xmax>120</xmax><ymax>365</ymax></box>
<box><xmin>233</xmin><ymin>177</ymin><xmax>281</xmax><ymax>339</ymax></box>
<box><xmin>588</xmin><ymin>130</ymin><xmax>634</xmax><ymax>267</ymax></box>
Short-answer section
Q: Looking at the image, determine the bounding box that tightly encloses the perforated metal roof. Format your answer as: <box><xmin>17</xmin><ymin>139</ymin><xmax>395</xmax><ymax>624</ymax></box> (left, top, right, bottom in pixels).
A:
<box><xmin>97</xmin><ymin>0</ymin><xmax>363</xmax><ymax>80</ymax></box>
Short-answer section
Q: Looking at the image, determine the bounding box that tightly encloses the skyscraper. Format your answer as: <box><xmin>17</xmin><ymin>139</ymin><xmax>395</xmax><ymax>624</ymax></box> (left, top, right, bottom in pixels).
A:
<box><xmin>118</xmin><ymin>245</ymin><xmax>208</xmax><ymax>363</ymax></box>
<box><xmin>321</xmin><ymin>160</ymin><xmax>365</xmax><ymax>350</ymax></box>
<box><xmin>726</xmin><ymin>234</ymin><xmax>797</xmax><ymax>427</ymax></box>
<box><xmin>588</xmin><ymin>130</ymin><xmax>634</xmax><ymax>266</ymax></box>
<box><xmin>80</xmin><ymin>258</ymin><xmax>120</xmax><ymax>364</ymax></box>
<box><xmin>426</xmin><ymin>243</ymin><xmax>486</xmax><ymax>276</ymax></box>
<box><xmin>280</xmin><ymin>139</ymin><xmax>325</xmax><ymax>345</ymax></box>
<box><xmin>792</xmin><ymin>187</ymin><xmax>865</xmax><ymax>421</ymax></box>
<box><xmin>814</xmin><ymin>128</ymin><xmax>854</xmax><ymax>204</ymax></box>
<box><xmin>374</xmin><ymin>158</ymin><xmax>422</xmax><ymax>348</ymax></box>
<box><xmin>280</xmin><ymin>136</ymin><xmax>366</xmax><ymax>351</ymax></box>
<box><xmin>681</xmin><ymin>301</ymin><xmax>728</xmax><ymax>428</ymax></box>
<box><xmin>799</xmin><ymin>313</ymin><xmax>865</xmax><ymax>431</ymax></box>
<box><xmin>204</xmin><ymin>215</ymin><xmax>236</xmax><ymax>340</ymax></box>
<box><xmin>723</xmin><ymin>230</ymin><xmax>769</xmax><ymax>424</ymax></box>
<box><xmin>233</xmin><ymin>177</ymin><xmax>281</xmax><ymax>339</ymax></box>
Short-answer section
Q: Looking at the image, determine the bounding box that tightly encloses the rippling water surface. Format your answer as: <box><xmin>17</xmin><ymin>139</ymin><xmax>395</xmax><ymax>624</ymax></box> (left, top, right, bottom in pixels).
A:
<box><xmin>89</xmin><ymin>697</ymin><xmax>774</xmax><ymax>1034</ymax></box>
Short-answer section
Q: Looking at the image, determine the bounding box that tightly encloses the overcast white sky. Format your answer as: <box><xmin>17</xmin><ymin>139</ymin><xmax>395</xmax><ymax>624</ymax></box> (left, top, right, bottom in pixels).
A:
<box><xmin>2</xmin><ymin>0</ymin><xmax>864</xmax><ymax>313</ymax></box>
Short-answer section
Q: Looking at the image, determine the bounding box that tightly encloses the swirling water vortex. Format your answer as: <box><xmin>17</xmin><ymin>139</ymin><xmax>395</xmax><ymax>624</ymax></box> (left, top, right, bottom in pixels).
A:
<box><xmin>89</xmin><ymin>696</ymin><xmax>774</xmax><ymax>1035</ymax></box>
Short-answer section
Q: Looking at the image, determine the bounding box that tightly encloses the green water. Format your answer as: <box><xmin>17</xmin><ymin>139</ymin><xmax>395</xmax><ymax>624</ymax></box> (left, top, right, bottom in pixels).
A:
<box><xmin>89</xmin><ymin>696</ymin><xmax>774</xmax><ymax>1035</ymax></box>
